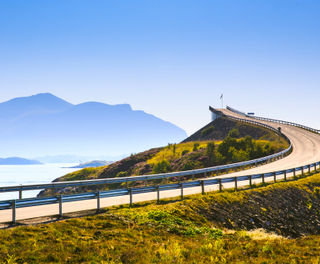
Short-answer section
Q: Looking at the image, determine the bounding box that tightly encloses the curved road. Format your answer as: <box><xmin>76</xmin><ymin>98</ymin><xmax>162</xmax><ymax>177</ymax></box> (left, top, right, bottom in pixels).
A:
<box><xmin>1</xmin><ymin>108</ymin><xmax>320</xmax><ymax>223</ymax></box>
<box><xmin>214</xmin><ymin>108</ymin><xmax>320</xmax><ymax>178</ymax></box>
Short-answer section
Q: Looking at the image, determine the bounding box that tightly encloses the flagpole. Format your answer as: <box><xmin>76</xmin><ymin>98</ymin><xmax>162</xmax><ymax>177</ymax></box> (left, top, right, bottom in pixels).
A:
<box><xmin>220</xmin><ymin>94</ymin><xmax>223</xmax><ymax>109</ymax></box>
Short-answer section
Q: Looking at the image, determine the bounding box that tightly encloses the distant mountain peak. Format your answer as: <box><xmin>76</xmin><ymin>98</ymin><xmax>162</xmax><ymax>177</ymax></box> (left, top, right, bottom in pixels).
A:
<box><xmin>75</xmin><ymin>101</ymin><xmax>132</xmax><ymax>111</ymax></box>
<box><xmin>0</xmin><ymin>93</ymin><xmax>73</xmax><ymax>120</ymax></box>
<box><xmin>0</xmin><ymin>93</ymin><xmax>187</xmax><ymax>157</ymax></box>
<box><xmin>8</xmin><ymin>92</ymin><xmax>73</xmax><ymax>105</ymax></box>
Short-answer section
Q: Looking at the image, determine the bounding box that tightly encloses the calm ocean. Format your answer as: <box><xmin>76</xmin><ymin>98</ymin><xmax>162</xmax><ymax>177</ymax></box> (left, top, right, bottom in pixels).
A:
<box><xmin>0</xmin><ymin>163</ymin><xmax>79</xmax><ymax>201</ymax></box>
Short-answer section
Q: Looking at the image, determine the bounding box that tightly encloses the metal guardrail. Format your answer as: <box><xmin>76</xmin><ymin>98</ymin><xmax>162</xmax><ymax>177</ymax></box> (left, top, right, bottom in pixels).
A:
<box><xmin>226</xmin><ymin>106</ymin><xmax>248</xmax><ymax>117</ymax></box>
<box><xmin>0</xmin><ymin>113</ymin><xmax>292</xmax><ymax>197</ymax></box>
<box><xmin>4</xmin><ymin>160</ymin><xmax>320</xmax><ymax>223</ymax></box>
<box><xmin>226</xmin><ymin>106</ymin><xmax>320</xmax><ymax>134</ymax></box>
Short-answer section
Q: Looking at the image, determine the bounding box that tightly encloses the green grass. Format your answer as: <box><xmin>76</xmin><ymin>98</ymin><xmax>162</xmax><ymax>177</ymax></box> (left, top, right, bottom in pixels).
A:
<box><xmin>3</xmin><ymin>172</ymin><xmax>320</xmax><ymax>263</ymax></box>
<box><xmin>146</xmin><ymin>141</ymin><xmax>218</xmax><ymax>165</ymax></box>
<box><xmin>147</xmin><ymin>139</ymin><xmax>287</xmax><ymax>166</ymax></box>
<box><xmin>59</xmin><ymin>166</ymin><xmax>105</xmax><ymax>181</ymax></box>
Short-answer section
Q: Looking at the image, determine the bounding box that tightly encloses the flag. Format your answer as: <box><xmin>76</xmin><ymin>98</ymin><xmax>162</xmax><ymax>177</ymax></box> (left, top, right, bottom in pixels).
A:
<box><xmin>220</xmin><ymin>94</ymin><xmax>223</xmax><ymax>99</ymax></box>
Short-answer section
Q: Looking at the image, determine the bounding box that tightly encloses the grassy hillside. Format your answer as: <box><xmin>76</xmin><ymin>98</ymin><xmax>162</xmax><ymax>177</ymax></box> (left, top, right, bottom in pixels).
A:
<box><xmin>39</xmin><ymin>117</ymin><xmax>288</xmax><ymax>196</ymax></box>
<box><xmin>58</xmin><ymin>116</ymin><xmax>284</xmax><ymax>182</ymax></box>
<box><xmin>38</xmin><ymin>135</ymin><xmax>287</xmax><ymax>197</ymax></box>
<box><xmin>4</xmin><ymin>172</ymin><xmax>320</xmax><ymax>263</ymax></box>
<box><xmin>182</xmin><ymin>116</ymin><xmax>279</xmax><ymax>142</ymax></box>
<box><xmin>58</xmin><ymin>137</ymin><xmax>287</xmax><ymax>184</ymax></box>
<box><xmin>38</xmin><ymin>117</ymin><xmax>288</xmax><ymax>197</ymax></box>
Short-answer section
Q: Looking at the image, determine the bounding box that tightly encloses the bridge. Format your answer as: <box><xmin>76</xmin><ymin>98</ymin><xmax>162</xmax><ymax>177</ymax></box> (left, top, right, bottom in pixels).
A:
<box><xmin>1</xmin><ymin>106</ymin><xmax>320</xmax><ymax>224</ymax></box>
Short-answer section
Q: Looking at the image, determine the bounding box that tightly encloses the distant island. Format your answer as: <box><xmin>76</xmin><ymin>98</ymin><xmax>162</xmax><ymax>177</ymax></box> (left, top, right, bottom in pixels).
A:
<box><xmin>0</xmin><ymin>157</ymin><xmax>42</xmax><ymax>165</ymax></box>
<box><xmin>35</xmin><ymin>154</ymin><xmax>126</xmax><ymax>164</ymax></box>
<box><xmin>67</xmin><ymin>160</ymin><xmax>112</xmax><ymax>168</ymax></box>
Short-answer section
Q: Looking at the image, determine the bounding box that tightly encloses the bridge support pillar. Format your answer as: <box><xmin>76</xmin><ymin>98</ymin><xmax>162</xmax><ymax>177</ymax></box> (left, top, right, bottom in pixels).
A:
<box><xmin>156</xmin><ymin>186</ymin><xmax>160</xmax><ymax>204</ymax></box>
<box><xmin>201</xmin><ymin>180</ymin><xmax>205</xmax><ymax>195</ymax></box>
<box><xmin>180</xmin><ymin>183</ymin><xmax>184</xmax><ymax>200</ymax></box>
<box><xmin>96</xmin><ymin>191</ymin><xmax>101</xmax><ymax>212</ymax></box>
<box><xmin>129</xmin><ymin>188</ymin><xmax>133</xmax><ymax>207</ymax></box>
<box><xmin>284</xmin><ymin>171</ymin><xmax>287</xmax><ymax>181</ymax></box>
<box><xmin>19</xmin><ymin>186</ymin><xmax>22</xmax><ymax>200</ymax></box>
<box><xmin>218</xmin><ymin>179</ymin><xmax>222</xmax><ymax>192</ymax></box>
<box><xmin>58</xmin><ymin>195</ymin><xmax>63</xmax><ymax>218</ymax></box>
<box><xmin>12</xmin><ymin>200</ymin><xmax>16</xmax><ymax>224</ymax></box>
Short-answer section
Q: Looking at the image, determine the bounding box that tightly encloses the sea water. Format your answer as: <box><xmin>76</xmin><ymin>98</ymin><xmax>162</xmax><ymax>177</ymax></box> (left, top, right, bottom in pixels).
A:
<box><xmin>0</xmin><ymin>163</ymin><xmax>79</xmax><ymax>201</ymax></box>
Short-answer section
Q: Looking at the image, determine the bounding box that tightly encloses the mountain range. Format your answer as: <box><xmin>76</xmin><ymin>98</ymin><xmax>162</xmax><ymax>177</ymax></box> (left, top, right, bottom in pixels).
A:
<box><xmin>0</xmin><ymin>93</ymin><xmax>187</xmax><ymax>158</ymax></box>
<box><xmin>0</xmin><ymin>157</ymin><xmax>41</xmax><ymax>165</ymax></box>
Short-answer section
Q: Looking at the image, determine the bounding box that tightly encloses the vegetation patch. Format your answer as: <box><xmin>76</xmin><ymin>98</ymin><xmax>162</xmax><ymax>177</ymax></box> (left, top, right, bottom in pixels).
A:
<box><xmin>4</xmin><ymin>173</ymin><xmax>320</xmax><ymax>263</ymax></box>
<box><xmin>40</xmin><ymin>133</ymin><xmax>286</xmax><ymax>197</ymax></box>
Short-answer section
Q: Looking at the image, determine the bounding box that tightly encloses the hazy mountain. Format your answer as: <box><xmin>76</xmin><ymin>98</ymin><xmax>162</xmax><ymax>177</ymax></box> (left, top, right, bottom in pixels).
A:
<box><xmin>35</xmin><ymin>154</ymin><xmax>126</xmax><ymax>163</ymax></box>
<box><xmin>0</xmin><ymin>93</ymin><xmax>187</xmax><ymax>158</ymax></box>
<box><xmin>67</xmin><ymin>160</ymin><xmax>112</xmax><ymax>169</ymax></box>
<box><xmin>0</xmin><ymin>157</ymin><xmax>41</xmax><ymax>165</ymax></box>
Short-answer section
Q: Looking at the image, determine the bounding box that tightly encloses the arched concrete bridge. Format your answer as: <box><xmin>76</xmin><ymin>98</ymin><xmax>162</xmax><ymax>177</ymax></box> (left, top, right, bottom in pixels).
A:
<box><xmin>0</xmin><ymin>107</ymin><xmax>320</xmax><ymax>223</ymax></box>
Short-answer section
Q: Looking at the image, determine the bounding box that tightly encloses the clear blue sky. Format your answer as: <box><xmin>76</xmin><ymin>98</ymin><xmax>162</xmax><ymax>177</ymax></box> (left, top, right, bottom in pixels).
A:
<box><xmin>0</xmin><ymin>0</ymin><xmax>319</xmax><ymax>135</ymax></box>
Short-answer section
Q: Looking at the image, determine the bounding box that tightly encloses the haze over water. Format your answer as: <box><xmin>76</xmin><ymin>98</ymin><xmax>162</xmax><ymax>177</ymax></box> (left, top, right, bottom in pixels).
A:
<box><xmin>0</xmin><ymin>164</ymin><xmax>79</xmax><ymax>200</ymax></box>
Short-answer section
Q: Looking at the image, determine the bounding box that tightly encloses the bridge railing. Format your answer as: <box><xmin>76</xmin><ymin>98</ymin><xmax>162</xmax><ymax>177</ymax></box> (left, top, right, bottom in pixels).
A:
<box><xmin>3</xmin><ymin>160</ymin><xmax>320</xmax><ymax>223</ymax></box>
<box><xmin>226</xmin><ymin>106</ymin><xmax>247</xmax><ymax>117</ymax></box>
<box><xmin>226</xmin><ymin>106</ymin><xmax>320</xmax><ymax>134</ymax></box>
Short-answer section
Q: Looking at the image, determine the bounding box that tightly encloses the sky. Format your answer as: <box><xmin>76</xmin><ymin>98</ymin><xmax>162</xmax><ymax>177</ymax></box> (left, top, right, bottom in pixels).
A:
<box><xmin>0</xmin><ymin>0</ymin><xmax>319</xmax><ymax>135</ymax></box>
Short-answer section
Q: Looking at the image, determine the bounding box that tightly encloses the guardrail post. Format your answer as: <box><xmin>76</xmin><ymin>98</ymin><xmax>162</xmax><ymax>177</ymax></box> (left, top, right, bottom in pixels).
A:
<box><xmin>201</xmin><ymin>180</ymin><xmax>205</xmax><ymax>195</ymax></box>
<box><xmin>156</xmin><ymin>186</ymin><xmax>160</xmax><ymax>204</ymax></box>
<box><xmin>58</xmin><ymin>195</ymin><xmax>63</xmax><ymax>218</ymax></box>
<box><xmin>308</xmin><ymin>165</ymin><xmax>311</xmax><ymax>174</ymax></box>
<box><xmin>218</xmin><ymin>179</ymin><xmax>222</xmax><ymax>192</ymax></box>
<box><xmin>284</xmin><ymin>171</ymin><xmax>287</xmax><ymax>181</ymax></box>
<box><xmin>301</xmin><ymin>167</ymin><xmax>304</xmax><ymax>177</ymax></box>
<box><xmin>19</xmin><ymin>185</ymin><xmax>22</xmax><ymax>200</ymax></box>
<box><xmin>314</xmin><ymin>163</ymin><xmax>317</xmax><ymax>173</ymax></box>
<box><xmin>293</xmin><ymin>169</ymin><xmax>296</xmax><ymax>178</ymax></box>
<box><xmin>249</xmin><ymin>175</ymin><xmax>252</xmax><ymax>188</ymax></box>
<box><xmin>180</xmin><ymin>183</ymin><xmax>184</xmax><ymax>200</ymax></box>
<box><xmin>129</xmin><ymin>188</ymin><xmax>133</xmax><ymax>207</ymax></box>
<box><xmin>234</xmin><ymin>177</ymin><xmax>237</xmax><ymax>191</ymax></box>
<box><xmin>96</xmin><ymin>191</ymin><xmax>101</xmax><ymax>212</ymax></box>
<box><xmin>12</xmin><ymin>200</ymin><xmax>16</xmax><ymax>224</ymax></box>
<box><xmin>273</xmin><ymin>172</ymin><xmax>276</xmax><ymax>183</ymax></box>
<box><xmin>262</xmin><ymin>174</ymin><xmax>265</xmax><ymax>184</ymax></box>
